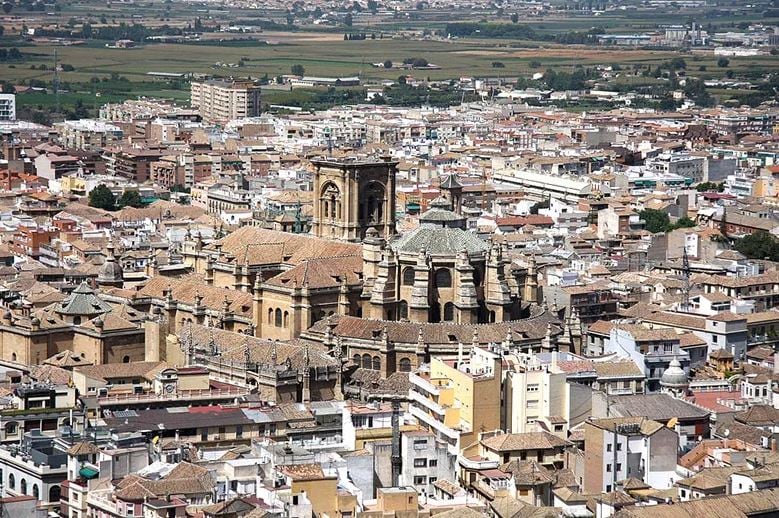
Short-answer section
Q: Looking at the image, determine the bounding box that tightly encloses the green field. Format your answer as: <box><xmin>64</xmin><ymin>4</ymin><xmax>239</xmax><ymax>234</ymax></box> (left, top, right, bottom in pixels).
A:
<box><xmin>1</xmin><ymin>0</ymin><xmax>778</xmax><ymax>117</ymax></box>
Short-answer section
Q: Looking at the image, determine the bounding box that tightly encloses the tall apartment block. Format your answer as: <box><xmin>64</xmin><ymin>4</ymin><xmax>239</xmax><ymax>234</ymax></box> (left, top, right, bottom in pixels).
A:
<box><xmin>0</xmin><ymin>94</ymin><xmax>16</xmax><ymax>121</ymax></box>
<box><xmin>190</xmin><ymin>80</ymin><xmax>261</xmax><ymax>122</ymax></box>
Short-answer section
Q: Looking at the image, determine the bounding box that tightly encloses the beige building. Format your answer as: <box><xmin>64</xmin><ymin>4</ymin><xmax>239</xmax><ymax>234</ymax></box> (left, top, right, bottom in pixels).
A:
<box><xmin>409</xmin><ymin>346</ymin><xmax>503</xmax><ymax>457</ymax></box>
<box><xmin>190</xmin><ymin>80</ymin><xmax>261</xmax><ymax>122</ymax></box>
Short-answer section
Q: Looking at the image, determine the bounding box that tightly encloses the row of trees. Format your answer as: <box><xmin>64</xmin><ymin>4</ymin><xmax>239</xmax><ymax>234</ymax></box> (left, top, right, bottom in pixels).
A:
<box><xmin>0</xmin><ymin>48</ymin><xmax>24</xmax><ymax>61</ymax></box>
<box><xmin>88</xmin><ymin>185</ymin><xmax>145</xmax><ymax>211</ymax></box>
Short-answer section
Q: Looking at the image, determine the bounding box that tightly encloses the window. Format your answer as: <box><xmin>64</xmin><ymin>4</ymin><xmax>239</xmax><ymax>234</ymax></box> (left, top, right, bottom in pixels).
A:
<box><xmin>606</xmin><ymin>464</ymin><xmax>612</xmax><ymax>472</ymax></box>
<box><xmin>712</xmin><ymin>335</ymin><xmax>718</xmax><ymax>343</ymax></box>
<box><xmin>402</xmin><ymin>267</ymin><xmax>415</xmax><ymax>286</ymax></box>
<box><xmin>8</xmin><ymin>474</ymin><xmax>14</xmax><ymax>490</ymax></box>
<box><xmin>413</xmin><ymin>476</ymin><xmax>426</xmax><ymax>485</ymax></box>
<box><xmin>527</xmin><ymin>384</ymin><xmax>539</xmax><ymax>392</ymax></box>
<box><xmin>414</xmin><ymin>458</ymin><xmax>427</xmax><ymax>468</ymax></box>
<box><xmin>527</xmin><ymin>399</ymin><xmax>538</xmax><ymax>409</ymax></box>
<box><xmin>429</xmin><ymin>459</ymin><xmax>437</xmax><ymax>467</ymax></box>
<box><xmin>32</xmin><ymin>484</ymin><xmax>39</xmax><ymax>500</ymax></box>
<box><xmin>443</xmin><ymin>302</ymin><xmax>455</xmax><ymax>322</ymax></box>
<box><xmin>607</xmin><ymin>444</ymin><xmax>612</xmax><ymax>452</ymax></box>
<box><xmin>372</xmin><ymin>356</ymin><xmax>381</xmax><ymax>371</ymax></box>
<box><xmin>616</xmin><ymin>442</ymin><xmax>622</xmax><ymax>451</ymax></box>
<box><xmin>429</xmin><ymin>477</ymin><xmax>437</xmax><ymax>484</ymax></box>
<box><xmin>616</xmin><ymin>463</ymin><xmax>622</xmax><ymax>472</ymax></box>
<box><xmin>606</xmin><ymin>484</ymin><xmax>612</xmax><ymax>492</ymax></box>
<box><xmin>398</xmin><ymin>300</ymin><xmax>408</xmax><ymax>320</ymax></box>
<box><xmin>399</xmin><ymin>358</ymin><xmax>412</xmax><ymax>372</ymax></box>
<box><xmin>434</xmin><ymin>268</ymin><xmax>452</xmax><ymax>288</ymax></box>
<box><xmin>362</xmin><ymin>354</ymin><xmax>371</xmax><ymax>369</ymax></box>
<box><xmin>20</xmin><ymin>478</ymin><xmax>26</xmax><ymax>495</ymax></box>
<box><xmin>275</xmin><ymin>309</ymin><xmax>282</xmax><ymax>327</ymax></box>
<box><xmin>236</xmin><ymin>425</ymin><xmax>243</xmax><ymax>438</ymax></box>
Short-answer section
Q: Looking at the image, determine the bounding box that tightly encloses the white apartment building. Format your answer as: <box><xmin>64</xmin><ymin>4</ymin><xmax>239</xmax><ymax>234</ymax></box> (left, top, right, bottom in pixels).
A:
<box><xmin>190</xmin><ymin>80</ymin><xmax>261</xmax><ymax>122</ymax></box>
<box><xmin>0</xmin><ymin>93</ymin><xmax>16</xmax><ymax>121</ymax></box>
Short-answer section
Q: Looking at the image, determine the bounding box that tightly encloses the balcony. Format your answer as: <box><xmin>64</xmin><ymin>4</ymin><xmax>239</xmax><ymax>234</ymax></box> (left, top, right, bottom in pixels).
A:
<box><xmin>98</xmin><ymin>387</ymin><xmax>248</xmax><ymax>406</ymax></box>
<box><xmin>409</xmin><ymin>390</ymin><xmax>446</xmax><ymax>417</ymax></box>
<box><xmin>458</xmin><ymin>455</ymin><xmax>499</xmax><ymax>471</ymax></box>
<box><xmin>409</xmin><ymin>405</ymin><xmax>460</xmax><ymax>441</ymax></box>
<box><xmin>409</xmin><ymin>373</ymin><xmax>441</xmax><ymax>396</ymax></box>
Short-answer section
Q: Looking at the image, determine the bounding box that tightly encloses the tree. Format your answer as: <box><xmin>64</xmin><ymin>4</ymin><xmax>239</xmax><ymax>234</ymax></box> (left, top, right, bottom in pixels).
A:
<box><xmin>367</xmin><ymin>0</ymin><xmax>378</xmax><ymax>13</ymax></box>
<box><xmin>734</xmin><ymin>231</ymin><xmax>779</xmax><ymax>261</ymax></box>
<box><xmin>383</xmin><ymin>59</ymin><xmax>393</xmax><ymax>69</ymax></box>
<box><xmin>669</xmin><ymin>57</ymin><xmax>686</xmax><ymax>70</ymax></box>
<box><xmin>717</xmin><ymin>57</ymin><xmax>730</xmax><ymax>67</ymax></box>
<box><xmin>117</xmin><ymin>190</ymin><xmax>144</xmax><ymax>208</ymax></box>
<box><xmin>290</xmin><ymin>64</ymin><xmax>305</xmax><ymax>76</ymax></box>
<box><xmin>671</xmin><ymin>217</ymin><xmax>696</xmax><ymax>230</ymax></box>
<box><xmin>639</xmin><ymin>208</ymin><xmax>671</xmax><ymax>233</ymax></box>
<box><xmin>2</xmin><ymin>2</ymin><xmax>11</xmax><ymax>13</ymax></box>
<box><xmin>511</xmin><ymin>12</ymin><xmax>519</xmax><ymax>23</ymax></box>
<box><xmin>344</xmin><ymin>13</ymin><xmax>353</xmax><ymax>26</ymax></box>
<box><xmin>88</xmin><ymin>184</ymin><xmax>116</xmax><ymax>211</ymax></box>
<box><xmin>696</xmin><ymin>181</ymin><xmax>724</xmax><ymax>192</ymax></box>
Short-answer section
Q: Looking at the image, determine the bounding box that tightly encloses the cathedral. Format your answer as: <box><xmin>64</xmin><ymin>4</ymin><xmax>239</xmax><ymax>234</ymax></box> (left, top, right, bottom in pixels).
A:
<box><xmin>168</xmin><ymin>157</ymin><xmax>573</xmax><ymax>389</ymax></box>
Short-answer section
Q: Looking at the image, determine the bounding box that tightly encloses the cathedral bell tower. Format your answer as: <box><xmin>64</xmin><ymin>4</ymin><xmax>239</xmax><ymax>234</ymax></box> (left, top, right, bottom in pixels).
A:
<box><xmin>310</xmin><ymin>157</ymin><xmax>398</xmax><ymax>242</ymax></box>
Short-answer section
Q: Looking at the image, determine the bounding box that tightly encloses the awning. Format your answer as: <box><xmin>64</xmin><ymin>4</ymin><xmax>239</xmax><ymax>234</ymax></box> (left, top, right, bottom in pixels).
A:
<box><xmin>79</xmin><ymin>466</ymin><xmax>99</xmax><ymax>480</ymax></box>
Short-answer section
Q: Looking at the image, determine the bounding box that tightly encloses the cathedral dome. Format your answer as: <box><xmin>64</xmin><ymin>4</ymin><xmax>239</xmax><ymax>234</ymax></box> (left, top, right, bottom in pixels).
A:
<box><xmin>660</xmin><ymin>357</ymin><xmax>689</xmax><ymax>389</ymax></box>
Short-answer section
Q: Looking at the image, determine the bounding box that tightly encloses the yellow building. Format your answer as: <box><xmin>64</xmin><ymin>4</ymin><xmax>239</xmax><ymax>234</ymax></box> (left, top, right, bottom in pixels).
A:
<box><xmin>409</xmin><ymin>346</ymin><xmax>502</xmax><ymax>458</ymax></box>
<box><xmin>278</xmin><ymin>463</ymin><xmax>357</xmax><ymax>517</ymax></box>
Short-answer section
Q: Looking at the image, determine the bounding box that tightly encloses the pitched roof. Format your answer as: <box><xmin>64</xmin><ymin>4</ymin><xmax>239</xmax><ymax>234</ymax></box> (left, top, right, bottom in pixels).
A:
<box><xmin>481</xmin><ymin>432</ymin><xmax>571</xmax><ymax>452</ymax></box>
<box><xmin>139</xmin><ymin>276</ymin><xmax>252</xmax><ymax>317</ymax></box>
<box><xmin>211</xmin><ymin>226</ymin><xmax>361</xmax><ymax>266</ymax></box>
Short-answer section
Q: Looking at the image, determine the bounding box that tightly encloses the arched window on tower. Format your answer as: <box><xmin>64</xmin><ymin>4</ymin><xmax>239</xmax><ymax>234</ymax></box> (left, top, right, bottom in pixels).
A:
<box><xmin>322</xmin><ymin>182</ymin><xmax>340</xmax><ymax>220</ymax></box>
<box><xmin>283</xmin><ymin>311</ymin><xmax>289</xmax><ymax>328</ymax></box>
<box><xmin>362</xmin><ymin>354</ymin><xmax>372</xmax><ymax>369</ymax></box>
<box><xmin>275</xmin><ymin>308</ymin><xmax>282</xmax><ymax>327</ymax></box>
<box><xmin>402</xmin><ymin>267</ymin><xmax>415</xmax><ymax>286</ymax></box>
<box><xmin>434</xmin><ymin>268</ymin><xmax>452</xmax><ymax>288</ymax></box>
<box><xmin>362</xmin><ymin>182</ymin><xmax>385</xmax><ymax>223</ymax></box>
<box><xmin>399</xmin><ymin>358</ymin><xmax>412</xmax><ymax>372</ymax></box>
<box><xmin>372</xmin><ymin>356</ymin><xmax>381</xmax><ymax>371</ymax></box>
